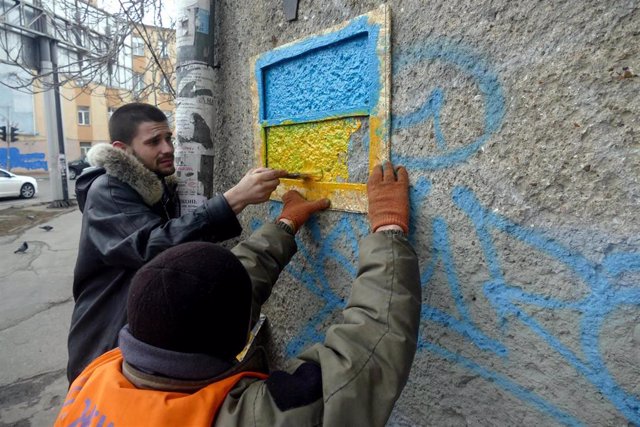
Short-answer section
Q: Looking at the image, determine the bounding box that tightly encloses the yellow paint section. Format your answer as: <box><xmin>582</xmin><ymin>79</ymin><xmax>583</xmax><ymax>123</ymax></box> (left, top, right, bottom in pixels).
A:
<box><xmin>273</xmin><ymin>181</ymin><xmax>368</xmax><ymax>212</ymax></box>
<box><xmin>266</xmin><ymin>118</ymin><xmax>362</xmax><ymax>182</ymax></box>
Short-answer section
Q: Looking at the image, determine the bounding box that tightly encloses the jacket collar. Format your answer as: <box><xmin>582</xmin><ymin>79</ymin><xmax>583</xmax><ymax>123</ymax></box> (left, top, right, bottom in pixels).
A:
<box><xmin>121</xmin><ymin>352</ymin><xmax>268</xmax><ymax>394</ymax></box>
<box><xmin>86</xmin><ymin>143</ymin><xmax>176</xmax><ymax>206</ymax></box>
<box><xmin>119</xmin><ymin>326</ymin><xmax>269</xmax><ymax>393</ymax></box>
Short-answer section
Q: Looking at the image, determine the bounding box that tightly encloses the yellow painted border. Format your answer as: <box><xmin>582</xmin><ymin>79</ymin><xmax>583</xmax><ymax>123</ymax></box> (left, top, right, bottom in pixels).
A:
<box><xmin>251</xmin><ymin>4</ymin><xmax>391</xmax><ymax>213</ymax></box>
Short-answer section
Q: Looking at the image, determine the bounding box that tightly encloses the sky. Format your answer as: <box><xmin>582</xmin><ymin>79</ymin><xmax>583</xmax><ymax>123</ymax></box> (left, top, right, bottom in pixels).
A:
<box><xmin>96</xmin><ymin>0</ymin><xmax>176</xmax><ymax>27</ymax></box>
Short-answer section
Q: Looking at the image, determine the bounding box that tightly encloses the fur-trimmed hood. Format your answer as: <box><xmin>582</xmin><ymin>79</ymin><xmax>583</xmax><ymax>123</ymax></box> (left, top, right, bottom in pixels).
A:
<box><xmin>78</xmin><ymin>143</ymin><xmax>175</xmax><ymax>207</ymax></box>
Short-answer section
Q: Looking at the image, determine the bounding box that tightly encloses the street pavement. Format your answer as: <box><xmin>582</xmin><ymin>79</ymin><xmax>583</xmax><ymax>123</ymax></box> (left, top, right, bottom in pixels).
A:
<box><xmin>0</xmin><ymin>187</ymin><xmax>80</xmax><ymax>425</ymax></box>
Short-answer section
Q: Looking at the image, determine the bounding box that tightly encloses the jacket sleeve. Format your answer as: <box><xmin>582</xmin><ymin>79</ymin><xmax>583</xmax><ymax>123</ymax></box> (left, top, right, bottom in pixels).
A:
<box><xmin>296</xmin><ymin>232</ymin><xmax>421</xmax><ymax>426</ymax></box>
<box><xmin>84</xmin><ymin>175</ymin><xmax>242</xmax><ymax>269</ymax></box>
<box><xmin>231</xmin><ymin>223</ymin><xmax>297</xmax><ymax>327</ymax></box>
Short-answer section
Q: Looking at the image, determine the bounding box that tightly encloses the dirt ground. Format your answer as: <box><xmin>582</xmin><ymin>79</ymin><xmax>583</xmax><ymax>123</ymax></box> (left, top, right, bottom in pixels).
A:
<box><xmin>0</xmin><ymin>204</ymin><xmax>76</xmax><ymax>236</ymax></box>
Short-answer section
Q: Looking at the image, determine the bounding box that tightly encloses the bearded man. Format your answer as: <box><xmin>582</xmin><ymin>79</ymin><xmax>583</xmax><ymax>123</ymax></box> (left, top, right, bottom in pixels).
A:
<box><xmin>66</xmin><ymin>103</ymin><xmax>287</xmax><ymax>383</ymax></box>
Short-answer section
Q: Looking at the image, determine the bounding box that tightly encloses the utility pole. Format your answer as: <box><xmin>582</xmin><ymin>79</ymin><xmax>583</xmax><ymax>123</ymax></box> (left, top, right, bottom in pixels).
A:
<box><xmin>50</xmin><ymin>41</ymin><xmax>70</xmax><ymax>207</ymax></box>
<box><xmin>37</xmin><ymin>11</ymin><xmax>70</xmax><ymax>207</ymax></box>
<box><xmin>174</xmin><ymin>0</ymin><xmax>217</xmax><ymax>213</ymax></box>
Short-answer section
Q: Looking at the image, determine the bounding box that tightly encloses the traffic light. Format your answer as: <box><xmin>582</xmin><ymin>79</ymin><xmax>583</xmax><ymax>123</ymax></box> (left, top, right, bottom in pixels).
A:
<box><xmin>9</xmin><ymin>126</ymin><xmax>18</xmax><ymax>142</ymax></box>
<box><xmin>0</xmin><ymin>126</ymin><xmax>5</xmax><ymax>142</ymax></box>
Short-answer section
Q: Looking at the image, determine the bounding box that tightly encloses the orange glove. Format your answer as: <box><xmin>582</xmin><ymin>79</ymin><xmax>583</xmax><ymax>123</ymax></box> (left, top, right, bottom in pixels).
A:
<box><xmin>367</xmin><ymin>161</ymin><xmax>410</xmax><ymax>234</ymax></box>
<box><xmin>277</xmin><ymin>190</ymin><xmax>331</xmax><ymax>232</ymax></box>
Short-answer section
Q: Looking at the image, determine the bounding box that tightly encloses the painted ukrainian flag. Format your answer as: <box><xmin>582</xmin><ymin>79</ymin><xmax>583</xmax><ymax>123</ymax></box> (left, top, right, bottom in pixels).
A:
<box><xmin>253</xmin><ymin>6</ymin><xmax>390</xmax><ymax>211</ymax></box>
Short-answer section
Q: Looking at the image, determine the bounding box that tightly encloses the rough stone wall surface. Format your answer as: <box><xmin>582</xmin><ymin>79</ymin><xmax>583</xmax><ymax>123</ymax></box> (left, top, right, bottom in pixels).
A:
<box><xmin>213</xmin><ymin>1</ymin><xmax>639</xmax><ymax>425</ymax></box>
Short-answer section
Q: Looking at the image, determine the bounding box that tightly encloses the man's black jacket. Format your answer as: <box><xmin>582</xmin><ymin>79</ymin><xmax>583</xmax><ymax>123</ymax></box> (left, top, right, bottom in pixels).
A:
<box><xmin>67</xmin><ymin>144</ymin><xmax>242</xmax><ymax>383</ymax></box>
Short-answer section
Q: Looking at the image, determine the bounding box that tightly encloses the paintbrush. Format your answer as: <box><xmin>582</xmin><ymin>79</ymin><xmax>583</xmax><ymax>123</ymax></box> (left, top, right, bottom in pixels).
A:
<box><xmin>284</xmin><ymin>170</ymin><xmax>323</xmax><ymax>181</ymax></box>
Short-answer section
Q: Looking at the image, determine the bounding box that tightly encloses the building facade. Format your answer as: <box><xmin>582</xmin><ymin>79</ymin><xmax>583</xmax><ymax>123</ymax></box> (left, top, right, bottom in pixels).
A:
<box><xmin>0</xmin><ymin>0</ymin><xmax>175</xmax><ymax>173</ymax></box>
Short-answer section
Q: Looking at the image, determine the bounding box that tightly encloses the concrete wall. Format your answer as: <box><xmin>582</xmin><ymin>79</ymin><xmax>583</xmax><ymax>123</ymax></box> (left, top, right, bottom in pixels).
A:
<box><xmin>212</xmin><ymin>1</ymin><xmax>639</xmax><ymax>425</ymax></box>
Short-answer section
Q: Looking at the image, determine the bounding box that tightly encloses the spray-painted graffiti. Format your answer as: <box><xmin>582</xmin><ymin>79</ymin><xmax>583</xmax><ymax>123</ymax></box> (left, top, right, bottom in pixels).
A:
<box><xmin>392</xmin><ymin>40</ymin><xmax>505</xmax><ymax>170</ymax></box>
<box><xmin>0</xmin><ymin>147</ymin><xmax>48</xmax><ymax>171</ymax></box>
<box><xmin>252</xmin><ymin>39</ymin><xmax>639</xmax><ymax>425</ymax></box>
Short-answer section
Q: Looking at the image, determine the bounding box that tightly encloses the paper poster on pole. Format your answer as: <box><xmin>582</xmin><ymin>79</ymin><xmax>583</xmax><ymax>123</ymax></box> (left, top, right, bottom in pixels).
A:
<box><xmin>176</xmin><ymin>0</ymin><xmax>210</xmax><ymax>48</ymax></box>
<box><xmin>174</xmin><ymin>142</ymin><xmax>207</xmax><ymax>212</ymax></box>
<box><xmin>58</xmin><ymin>153</ymin><xmax>67</xmax><ymax>177</ymax></box>
<box><xmin>175</xmin><ymin>64</ymin><xmax>215</xmax><ymax>156</ymax></box>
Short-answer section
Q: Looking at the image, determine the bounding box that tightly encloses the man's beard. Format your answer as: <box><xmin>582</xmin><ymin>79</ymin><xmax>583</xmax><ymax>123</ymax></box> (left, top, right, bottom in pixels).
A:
<box><xmin>132</xmin><ymin>150</ymin><xmax>174</xmax><ymax>177</ymax></box>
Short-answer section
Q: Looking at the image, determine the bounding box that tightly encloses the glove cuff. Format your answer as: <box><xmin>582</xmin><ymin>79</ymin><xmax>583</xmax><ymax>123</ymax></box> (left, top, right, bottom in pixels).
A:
<box><xmin>370</xmin><ymin>214</ymin><xmax>409</xmax><ymax>234</ymax></box>
<box><xmin>275</xmin><ymin>219</ymin><xmax>295</xmax><ymax>235</ymax></box>
<box><xmin>276</xmin><ymin>214</ymin><xmax>298</xmax><ymax>232</ymax></box>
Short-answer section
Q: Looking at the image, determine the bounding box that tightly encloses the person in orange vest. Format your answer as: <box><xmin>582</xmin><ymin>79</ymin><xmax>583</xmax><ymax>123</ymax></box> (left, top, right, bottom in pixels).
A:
<box><xmin>55</xmin><ymin>161</ymin><xmax>421</xmax><ymax>427</ymax></box>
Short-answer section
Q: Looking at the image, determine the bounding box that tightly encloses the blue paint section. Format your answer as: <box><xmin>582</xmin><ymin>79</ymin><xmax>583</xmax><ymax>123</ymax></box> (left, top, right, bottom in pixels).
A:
<box><xmin>251</xmin><ymin>38</ymin><xmax>640</xmax><ymax>425</ymax></box>
<box><xmin>603</xmin><ymin>253</ymin><xmax>640</xmax><ymax>277</ymax></box>
<box><xmin>0</xmin><ymin>147</ymin><xmax>48</xmax><ymax>170</ymax></box>
<box><xmin>256</xmin><ymin>15</ymin><xmax>381</xmax><ymax>125</ymax></box>
<box><xmin>264</xmin><ymin>34</ymin><xmax>370</xmax><ymax>122</ymax></box>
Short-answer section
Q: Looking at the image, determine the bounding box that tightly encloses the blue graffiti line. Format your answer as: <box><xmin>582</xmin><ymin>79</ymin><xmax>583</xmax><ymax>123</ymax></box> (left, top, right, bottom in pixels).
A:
<box><xmin>603</xmin><ymin>253</ymin><xmax>640</xmax><ymax>277</ymax></box>
<box><xmin>285</xmin><ymin>213</ymin><xmax>368</xmax><ymax>356</ymax></box>
<box><xmin>393</xmin><ymin>88</ymin><xmax>447</xmax><ymax>150</ymax></box>
<box><xmin>251</xmin><ymin>39</ymin><xmax>639</xmax><ymax>425</ymax></box>
<box><xmin>260</xmin><ymin>188</ymin><xmax>639</xmax><ymax>424</ymax></box>
<box><xmin>419</xmin><ymin>216</ymin><xmax>508</xmax><ymax>357</ymax></box>
<box><xmin>283</xmin><ymin>179</ymin><xmax>431</xmax><ymax>355</ymax></box>
<box><xmin>252</xmin><ymin>205</ymin><xmax>351</xmax><ymax>353</ymax></box>
<box><xmin>408</xmin><ymin>177</ymin><xmax>432</xmax><ymax>244</ymax></box>
<box><xmin>390</xmin><ymin>40</ymin><xmax>505</xmax><ymax>170</ymax></box>
<box><xmin>451</xmin><ymin>186</ymin><xmax>640</xmax><ymax>424</ymax></box>
<box><xmin>423</xmin><ymin>341</ymin><xmax>584</xmax><ymax>427</ymax></box>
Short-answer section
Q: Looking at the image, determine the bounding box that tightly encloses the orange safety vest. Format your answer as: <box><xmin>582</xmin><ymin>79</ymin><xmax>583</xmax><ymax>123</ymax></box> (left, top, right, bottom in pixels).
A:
<box><xmin>55</xmin><ymin>348</ymin><xmax>268</xmax><ymax>427</ymax></box>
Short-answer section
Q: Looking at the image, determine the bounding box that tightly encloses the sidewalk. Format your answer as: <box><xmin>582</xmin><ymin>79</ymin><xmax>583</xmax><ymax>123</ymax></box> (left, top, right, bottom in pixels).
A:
<box><xmin>0</xmin><ymin>205</ymin><xmax>81</xmax><ymax>425</ymax></box>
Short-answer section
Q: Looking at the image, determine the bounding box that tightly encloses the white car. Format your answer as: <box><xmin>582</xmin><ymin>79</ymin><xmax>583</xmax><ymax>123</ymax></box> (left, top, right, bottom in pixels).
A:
<box><xmin>0</xmin><ymin>168</ymin><xmax>38</xmax><ymax>199</ymax></box>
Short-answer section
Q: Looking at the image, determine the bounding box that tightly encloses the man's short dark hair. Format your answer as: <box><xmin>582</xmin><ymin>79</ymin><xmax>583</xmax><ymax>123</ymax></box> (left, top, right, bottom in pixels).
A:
<box><xmin>109</xmin><ymin>103</ymin><xmax>168</xmax><ymax>144</ymax></box>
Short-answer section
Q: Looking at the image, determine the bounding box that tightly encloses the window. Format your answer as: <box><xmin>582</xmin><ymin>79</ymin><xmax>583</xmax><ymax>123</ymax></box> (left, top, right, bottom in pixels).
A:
<box><xmin>80</xmin><ymin>142</ymin><xmax>92</xmax><ymax>157</ymax></box>
<box><xmin>133</xmin><ymin>73</ymin><xmax>145</xmax><ymax>94</ymax></box>
<box><xmin>78</xmin><ymin>107</ymin><xmax>90</xmax><ymax>125</ymax></box>
<box><xmin>160</xmin><ymin>76</ymin><xmax>171</xmax><ymax>93</ymax></box>
<box><xmin>159</xmin><ymin>40</ymin><xmax>168</xmax><ymax>58</ymax></box>
<box><xmin>132</xmin><ymin>36</ymin><xmax>145</xmax><ymax>56</ymax></box>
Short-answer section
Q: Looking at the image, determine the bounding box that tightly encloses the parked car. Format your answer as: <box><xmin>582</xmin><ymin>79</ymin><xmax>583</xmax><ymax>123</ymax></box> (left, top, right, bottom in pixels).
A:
<box><xmin>0</xmin><ymin>168</ymin><xmax>38</xmax><ymax>199</ymax></box>
<box><xmin>68</xmin><ymin>157</ymin><xmax>90</xmax><ymax>180</ymax></box>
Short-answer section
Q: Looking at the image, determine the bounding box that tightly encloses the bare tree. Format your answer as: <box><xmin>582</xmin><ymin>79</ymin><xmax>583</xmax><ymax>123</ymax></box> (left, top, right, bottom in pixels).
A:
<box><xmin>0</xmin><ymin>0</ymin><xmax>175</xmax><ymax>104</ymax></box>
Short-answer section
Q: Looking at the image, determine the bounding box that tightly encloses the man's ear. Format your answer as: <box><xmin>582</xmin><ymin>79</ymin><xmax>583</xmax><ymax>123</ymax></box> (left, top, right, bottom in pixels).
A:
<box><xmin>112</xmin><ymin>141</ymin><xmax>129</xmax><ymax>151</ymax></box>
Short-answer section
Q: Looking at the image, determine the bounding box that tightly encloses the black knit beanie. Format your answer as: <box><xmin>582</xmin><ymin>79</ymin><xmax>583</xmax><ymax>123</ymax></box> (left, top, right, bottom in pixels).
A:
<box><xmin>127</xmin><ymin>242</ymin><xmax>253</xmax><ymax>361</ymax></box>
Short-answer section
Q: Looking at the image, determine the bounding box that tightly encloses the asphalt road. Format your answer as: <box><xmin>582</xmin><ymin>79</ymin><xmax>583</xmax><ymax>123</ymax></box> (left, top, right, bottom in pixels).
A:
<box><xmin>0</xmin><ymin>176</ymin><xmax>76</xmax><ymax>210</ymax></box>
<box><xmin>0</xmin><ymin>205</ymin><xmax>80</xmax><ymax>425</ymax></box>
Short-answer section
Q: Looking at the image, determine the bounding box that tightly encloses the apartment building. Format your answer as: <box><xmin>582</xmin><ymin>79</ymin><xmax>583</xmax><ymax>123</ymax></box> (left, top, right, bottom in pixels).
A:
<box><xmin>0</xmin><ymin>0</ymin><xmax>175</xmax><ymax>173</ymax></box>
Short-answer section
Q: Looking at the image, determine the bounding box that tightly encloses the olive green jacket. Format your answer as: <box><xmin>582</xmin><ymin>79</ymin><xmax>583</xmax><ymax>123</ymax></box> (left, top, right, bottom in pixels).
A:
<box><xmin>125</xmin><ymin>223</ymin><xmax>421</xmax><ymax>427</ymax></box>
<box><xmin>226</xmin><ymin>223</ymin><xmax>420</xmax><ymax>426</ymax></box>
